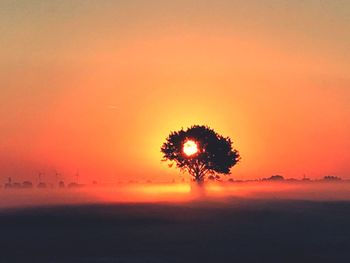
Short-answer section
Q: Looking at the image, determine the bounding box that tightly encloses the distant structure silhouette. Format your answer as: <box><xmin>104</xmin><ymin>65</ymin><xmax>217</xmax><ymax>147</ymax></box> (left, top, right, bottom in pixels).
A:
<box><xmin>75</xmin><ymin>170</ymin><xmax>80</xmax><ymax>184</ymax></box>
<box><xmin>37</xmin><ymin>172</ymin><xmax>47</xmax><ymax>188</ymax></box>
<box><xmin>4</xmin><ymin>177</ymin><xmax>34</xmax><ymax>189</ymax></box>
<box><xmin>302</xmin><ymin>174</ymin><xmax>311</xmax><ymax>181</ymax></box>
<box><xmin>161</xmin><ymin>125</ymin><xmax>240</xmax><ymax>183</ymax></box>
<box><xmin>67</xmin><ymin>169</ymin><xmax>84</xmax><ymax>188</ymax></box>
<box><xmin>4</xmin><ymin>177</ymin><xmax>22</xmax><ymax>189</ymax></box>
<box><xmin>4</xmin><ymin>177</ymin><xmax>12</xmax><ymax>189</ymax></box>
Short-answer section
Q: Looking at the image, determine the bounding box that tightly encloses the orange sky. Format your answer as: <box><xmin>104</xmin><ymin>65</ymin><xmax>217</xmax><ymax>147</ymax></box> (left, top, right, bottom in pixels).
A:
<box><xmin>0</xmin><ymin>1</ymin><xmax>349</xmax><ymax>183</ymax></box>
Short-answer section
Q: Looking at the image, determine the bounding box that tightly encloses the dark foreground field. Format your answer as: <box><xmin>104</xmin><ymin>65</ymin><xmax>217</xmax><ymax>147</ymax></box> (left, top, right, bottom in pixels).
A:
<box><xmin>0</xmin><ymin>199</ymin><xmax>349</xmax><ymax>263</ymax></box>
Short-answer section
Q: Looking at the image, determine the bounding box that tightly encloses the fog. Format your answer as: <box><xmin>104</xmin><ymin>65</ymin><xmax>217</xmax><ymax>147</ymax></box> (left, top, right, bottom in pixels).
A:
<box><xmin>1</xmin><ymin>181</ymin><xmax>349</xmax><ymax>210</ymax></box>
<box><xmin>1</xmin><ymin>181</ymin><xmax>350</xmax><ymax>263</ymax></box>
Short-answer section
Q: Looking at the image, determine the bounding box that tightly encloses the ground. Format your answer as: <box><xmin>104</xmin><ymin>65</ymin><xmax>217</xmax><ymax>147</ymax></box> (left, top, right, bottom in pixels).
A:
<box><xmin>0</xmin><ymin>198</ymin><xmax>349</xmax><ymax>263</ymax></box>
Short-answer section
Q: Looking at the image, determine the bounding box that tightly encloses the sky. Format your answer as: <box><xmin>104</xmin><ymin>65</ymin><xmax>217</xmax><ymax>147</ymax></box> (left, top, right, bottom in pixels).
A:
<box><xmin>0</xmin><ymin>0</ymin><xmax>349</xmax><ymax>184</ymax></box>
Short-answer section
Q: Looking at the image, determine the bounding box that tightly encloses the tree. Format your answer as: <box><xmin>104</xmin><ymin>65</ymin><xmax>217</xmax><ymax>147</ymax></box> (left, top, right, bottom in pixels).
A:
<box><xmin>161</xmin><ymin>125</ymin><xmax>240</xmax><ymax>183</ymax></box>
<box><xmin>264</xmin><ymin>175</ymin><xmax>284</xmax><ymax>181</ymax></box>
<box><xmin>323</xmin><ymin>175</ymin><xmax>341</xmax><ymax>181</ymax></box>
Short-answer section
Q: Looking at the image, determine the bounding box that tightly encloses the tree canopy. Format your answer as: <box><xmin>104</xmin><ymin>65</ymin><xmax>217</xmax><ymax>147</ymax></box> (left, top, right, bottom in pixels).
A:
<box><xmin>161</xmin><ymin>125</ymin><xmax>240</xmax><ymax>182</ymax></box>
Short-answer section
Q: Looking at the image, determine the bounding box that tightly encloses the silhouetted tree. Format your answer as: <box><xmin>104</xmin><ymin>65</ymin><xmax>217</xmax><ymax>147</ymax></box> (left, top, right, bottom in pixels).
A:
<box><xmin>264</xmin><ymin>175</ymin><xmax>285</xmax><ymax>181</ymax></box>
<box><xmin>323</xmin><ymin>175</ymin><xmax>341</xmax><ymax>181</ymax></box>
<box><xmin>161</xmin><ymin>125</ymin><xmax>240</xmax><ymax>183</ymax></box>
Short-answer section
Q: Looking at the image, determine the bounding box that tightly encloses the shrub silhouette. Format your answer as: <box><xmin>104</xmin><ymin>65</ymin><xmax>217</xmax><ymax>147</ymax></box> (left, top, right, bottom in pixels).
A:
<box><xmin>161</xmin><ymin>125</ymin><xmax>240</xmax><ymax>182</ymax></box>
<box><xmin>323</xmin><ymin>175</ymin><xmax>341</xmax><ymax>181</ymax></box>
<box><xmin>264</xmin><ymin>175</ymin><xmax>285</xmax><ymax>181</ymax></box>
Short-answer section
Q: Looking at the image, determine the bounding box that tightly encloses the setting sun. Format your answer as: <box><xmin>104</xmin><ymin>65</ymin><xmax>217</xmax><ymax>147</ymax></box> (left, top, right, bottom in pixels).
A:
<box><xmin>183</xmin><ymin>140</ymin><xmax>199</xmax><ymax>156</ymax></box>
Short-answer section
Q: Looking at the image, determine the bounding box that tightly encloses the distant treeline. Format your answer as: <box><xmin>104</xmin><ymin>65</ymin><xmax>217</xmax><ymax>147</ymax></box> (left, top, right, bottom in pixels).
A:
<box><xmin>1</xmin><ymin>175</ymin><xmax>346</xmax><ymax>190</ymax></box>
<box><xmin>2</xmin><ymin>177</ymin><xmax>92</xmax><ymax>190</ymax></box>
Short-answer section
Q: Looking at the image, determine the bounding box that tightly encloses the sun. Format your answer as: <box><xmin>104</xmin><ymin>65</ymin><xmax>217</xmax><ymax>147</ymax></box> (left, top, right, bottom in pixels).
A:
<box><xmin>183</xmin><ymin>140</ymin><xmax>198</xmax><ymax>156</ymax></box>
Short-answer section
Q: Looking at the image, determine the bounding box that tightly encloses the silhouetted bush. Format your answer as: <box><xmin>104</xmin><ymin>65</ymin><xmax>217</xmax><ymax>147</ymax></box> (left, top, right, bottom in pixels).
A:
<box><xmin>264</xmin><ymin>175</ymin><xmax>285</xmax><ymax>181</ymax></box>
<box><xmin>323</xmin><ymin>176</ymin><xmax>341</xmax><ymax>181</ymax></box>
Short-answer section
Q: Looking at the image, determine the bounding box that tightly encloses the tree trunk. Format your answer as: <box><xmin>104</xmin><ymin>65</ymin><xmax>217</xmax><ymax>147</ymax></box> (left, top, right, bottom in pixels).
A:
<box><xmin>190</xmin><ymin>170</ymin><xmax>206</xmax><ymax>198</ymax></box>
<box><xmin>190</xmin><ymin>179</ymin><xmax>206</xmax><ymax>198</ymax></box>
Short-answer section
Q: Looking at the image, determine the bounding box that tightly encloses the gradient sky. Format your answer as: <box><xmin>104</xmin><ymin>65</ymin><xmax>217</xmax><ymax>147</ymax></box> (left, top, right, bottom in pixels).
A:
<box><xmin>1</xmin><ymin>0</ymin><xmax>349</xmax><ymax>183</ymax></box>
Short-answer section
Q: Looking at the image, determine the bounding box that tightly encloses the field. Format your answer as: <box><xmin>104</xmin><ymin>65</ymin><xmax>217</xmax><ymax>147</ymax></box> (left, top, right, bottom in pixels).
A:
<box><xmin>0</xmin><ymin>183</ymin><xmax>349</xmax><ymax>263</ymax></box>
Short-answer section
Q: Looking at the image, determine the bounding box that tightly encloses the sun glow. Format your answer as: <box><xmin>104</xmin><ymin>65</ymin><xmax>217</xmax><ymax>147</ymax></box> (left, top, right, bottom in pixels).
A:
<box><xmin>183</xmin><ymin>140</ymin><xmax>199</xmax><ymax>156</ymax></box>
